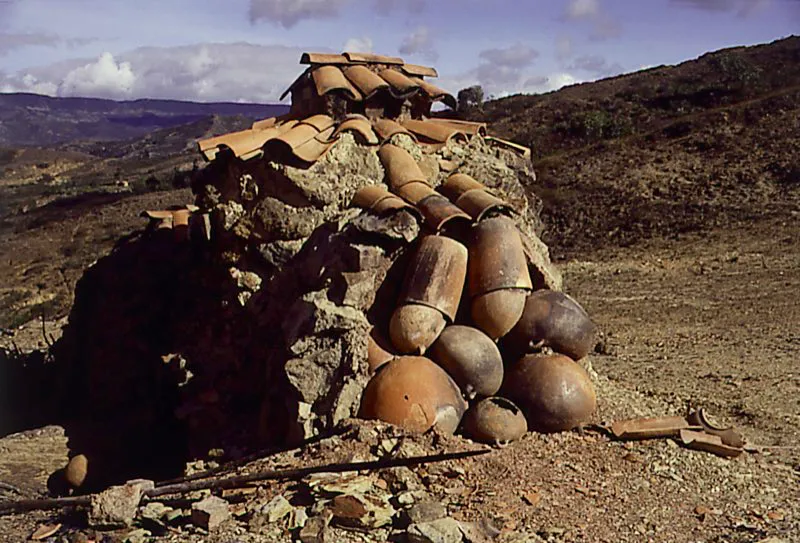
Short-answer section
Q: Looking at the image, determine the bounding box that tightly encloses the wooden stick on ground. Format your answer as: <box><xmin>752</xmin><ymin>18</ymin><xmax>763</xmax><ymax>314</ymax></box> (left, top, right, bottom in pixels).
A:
<box><xmin>0</xmin><ymin>449</ymin><xmax>490</xmax><ymax>515</ymax></box>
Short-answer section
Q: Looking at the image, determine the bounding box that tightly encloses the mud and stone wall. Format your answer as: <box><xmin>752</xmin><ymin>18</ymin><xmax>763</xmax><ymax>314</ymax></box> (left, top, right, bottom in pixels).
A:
<box><xmin>52</xmin><ymin>131</ymin><xmax>561</xmax><ymax>487</ymax></box>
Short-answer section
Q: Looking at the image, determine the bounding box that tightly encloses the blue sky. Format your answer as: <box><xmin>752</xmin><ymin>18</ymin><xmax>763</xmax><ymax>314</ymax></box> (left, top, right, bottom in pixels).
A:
<box><xmin>0</xmin><ymin>0</ymin><xmax>797</xmax><ymax>102</ymax></box>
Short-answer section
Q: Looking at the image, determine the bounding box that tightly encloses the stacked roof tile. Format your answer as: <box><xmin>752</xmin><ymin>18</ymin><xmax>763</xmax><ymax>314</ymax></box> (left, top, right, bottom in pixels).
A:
<box><xmin>196</xmin><ymin>51</ymin><xmax>524</xmax><ymax>166</ymax></box>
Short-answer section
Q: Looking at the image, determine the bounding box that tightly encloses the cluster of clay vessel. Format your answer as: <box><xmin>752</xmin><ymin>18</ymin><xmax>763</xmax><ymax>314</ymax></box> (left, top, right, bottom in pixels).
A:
<box><xmin>353</xmin><ymin>143</ymin><xmax>598</xmax><ymax>444</ymax></box>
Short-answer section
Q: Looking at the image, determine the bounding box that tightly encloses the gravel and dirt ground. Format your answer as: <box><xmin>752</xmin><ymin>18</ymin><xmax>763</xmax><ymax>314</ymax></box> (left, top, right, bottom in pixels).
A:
<box><xmin>1</xmin><ymin>214</ymin><xmax>797</xmax><ymax>543</ymax></box>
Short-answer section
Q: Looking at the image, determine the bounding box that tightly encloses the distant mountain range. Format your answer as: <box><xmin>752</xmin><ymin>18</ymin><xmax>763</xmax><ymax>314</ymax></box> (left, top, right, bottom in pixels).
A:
<box><xmin>0</xmin><ymin>93</ymin><xmax>289</xmax><ymax>147</ymax></box>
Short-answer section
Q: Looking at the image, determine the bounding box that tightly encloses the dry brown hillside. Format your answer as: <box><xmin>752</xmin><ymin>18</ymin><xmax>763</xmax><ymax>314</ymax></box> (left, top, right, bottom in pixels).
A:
<box><xmin>478</xmin><ymin>36</ymin><xmax>800</xmax><ymax>256</ymax></box>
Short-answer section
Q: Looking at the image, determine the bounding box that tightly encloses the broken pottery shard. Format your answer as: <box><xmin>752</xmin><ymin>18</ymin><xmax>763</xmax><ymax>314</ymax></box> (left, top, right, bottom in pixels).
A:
<box><xmin>679</xmin><ymin>429</ymin><xmax>743</xmax><ymax>458</ymax></box>
<box><xmin>191</xmin><ymin>495</ymin><xmax>231</xmax><ymax>531</ymax></box>
<box><xmin>609</xmin><ymin>416</ymin><xmax>701</xmax><ymax>440</ymax></box>
<box><xmin>407</xmin><ymin>518</ymin><xmax>464</xmax><ymax>543</ymax></box>
<box><xmin>359</xmin><ymin>356</ymin><xmax>466</xmax><ymax>434</ymax></box>
<box><xmin>330</xmin><ymin>493</ymin><xmax>396</xmax><ymax>529</ymax></box>
<box><xmin>88</xmin><ymin>482</ymin><xmax>146</xmax><ymax>529</ymax></box>
<box><xmin>686</xmin><ymin>408</ymin><xmax>745</xmax><ymax>448</ymax></box>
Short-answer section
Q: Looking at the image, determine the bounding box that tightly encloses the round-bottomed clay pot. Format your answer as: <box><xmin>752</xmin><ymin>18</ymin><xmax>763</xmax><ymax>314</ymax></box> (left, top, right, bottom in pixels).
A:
<box><xmin>503</xmin><ymin>353</ymin><xmax>596</xmax><ymax>432</ymax></box>
<box><xmin>389</xmin><ymin>303</ymin><xmax>447</xmax><ymax>354</ymax></box>
<box><xmin>359</xmin><ymin>356</ymin><xmax>467</xmax><ymax>434</ymax></box>
<box><xmin>505</xmin><ymin>290</ymin><xmax>596</xmax><ymax>361</ymax></box>
<box><xmin>462</xmin><ymin>397</ymin><xmax>528</xmax><ymax>444</ymax></box>
<box><xmin>471</xmin><ymin>288</ymin><xmax>527</xmax><ymax>340</ymax></box>
<box><xmin>429</xmin><ymin>325</ymin><xmax>504</xmax><ymax>399</ymax></box>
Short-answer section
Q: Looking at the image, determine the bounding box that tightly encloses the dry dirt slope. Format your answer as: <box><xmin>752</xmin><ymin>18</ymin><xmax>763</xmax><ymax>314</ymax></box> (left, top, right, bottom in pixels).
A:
<box><xmin>479</xmin><ymin>35</ymin><xmax>800</xmax><ymax>256</ymax></box>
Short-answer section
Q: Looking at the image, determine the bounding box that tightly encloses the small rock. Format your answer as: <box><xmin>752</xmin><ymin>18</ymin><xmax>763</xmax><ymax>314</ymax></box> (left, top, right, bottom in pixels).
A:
<box><xmin>140</xmin><ymin>502</ymin><xmax>172</xmax><ymax>521</ymax></box>
<box><xmin>30</xmin><ymin>523</ymin><xmax>61</xmax><ymax>540</ymax></box>
<box><xmin>406</xmin><ymin>502</ymin><xmax>448</xmax><ymax>524</ymax></box>
<box><xmin>123</xmin><ymin>528</ymin><xmax>151</xmax><ymax>543</ymax></box>
<box><xmin>407</xmin><ymin>518</ymin><xmax>464</xmax><ymax>543</ymax></box>
<box><xmin>262</xmin><ymin>494</ymin><xmax>293</xmax><ymax>523</ymax></box>
<box><xmin>330</xmin><ymin>493</ymin><xmax>395</xmax><ymax>529</ymax></box>
<box><xmin>88</xmin><ymin>483</ymin><xmax>145</xmax><ymax>529</ymax></box>
<box><xmin>299</xmin><ymin>512</ymin><xmax>332</xmax><ymax>543</ymax></box>
<box><xmin>65</xmin><ymin>455</ymin><xmax>88</xmax><ymax>489</ymax></box>
<box><xmin>289</xmin><ymin>507</ymin><xmax>309</xmax><ymax>530</ymax></box>
<box><xmin>191</xmin><ymin>496</ymin><xmax>230</xmax><ymax>531</ymax></box>
<box><xmin>396</xmin><ymin>490</ymin><xmax>431</xmax><ymax>506</ymax></box>
<box><xmin>458</xmin><ymin>519</ymin><xmax>502</xmax><ymax>543</ymax></box>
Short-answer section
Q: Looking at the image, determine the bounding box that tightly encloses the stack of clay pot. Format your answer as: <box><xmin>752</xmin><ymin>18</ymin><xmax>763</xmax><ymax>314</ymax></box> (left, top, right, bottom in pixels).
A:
<box><xmin>355</xmin><ymin>144</ymin><xmax>597</xmax><ymax>444</ymax></box>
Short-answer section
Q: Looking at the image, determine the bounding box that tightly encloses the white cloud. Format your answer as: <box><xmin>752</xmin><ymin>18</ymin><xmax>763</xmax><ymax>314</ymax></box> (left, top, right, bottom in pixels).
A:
<box><xmin>58</xmin><ymin>52</ymin><xmax>135</xmax><ymax>98</ymax></box>
<box><xmin>478</xmin><ymin>43</ymin><xmax>539</xmax><ymax>67</ymax></box>
<box><xmin>562</xmin><ymin>0</ymin><xmax>622</xmax><ymax>41</ymax></box>
<box><xmin>0</xmin><ymin>43</ymin><xmax>306</xmax><ymax>102</ymax></box>
<box><xmin>343</xmin><ymin>36</ymin><xmax>373</xmax><ymax>53</ymax></box>
<box><xmin>565</xmin><ymin>0</ymin><xmax>599</xmax><ymax>19</ymax></box>
<box><xmin>398</xmin><ymin>25</ymin><xmax>438</xmax><ymax>61</ymax></box>
<box><xmin>248</xmin><ymin>0</ymin><xmax>350</xmax><ymax>28</ymax></box>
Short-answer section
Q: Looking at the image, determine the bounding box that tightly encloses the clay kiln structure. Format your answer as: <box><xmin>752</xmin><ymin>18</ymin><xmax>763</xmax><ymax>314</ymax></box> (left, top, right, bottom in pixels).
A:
<box><xmin>55</xmin><ymin>52</ymin><xmax>597</xmax><ymax>487</ymax></box>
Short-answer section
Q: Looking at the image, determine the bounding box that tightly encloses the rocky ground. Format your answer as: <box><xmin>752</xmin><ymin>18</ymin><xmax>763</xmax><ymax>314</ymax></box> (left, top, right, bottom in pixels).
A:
<box><xmin>1</xmin><ymin>36</ymin><xmax>798</xmax><ymax>543</ymax></box>
<box><xmin>1</xmin><ymin>215</ymin><xmax>797</xmax><ymax>543</ymax></box>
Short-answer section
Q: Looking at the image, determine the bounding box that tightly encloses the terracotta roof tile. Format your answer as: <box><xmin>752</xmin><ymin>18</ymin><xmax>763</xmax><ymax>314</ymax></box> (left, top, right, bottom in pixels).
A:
<box><xmin>427</xmin><ymin>118</ymin><xmax>487</xmax><ymax>136</ymax></box>
<box><xmin>409</xmin><ymin>78</ymin><xmax>456</xmax><ymax>109</ymax></box>
<box><xmin>395</xmin><ymin>181</ymin><xmax>436</xmax><ymax>205</ymax></box>
<box><xmin>352</xmin><ymin>185</ymin><xmax>418</xmax><ymax>216</ymax></box>
<box><xmin>312</xmin><ymin>65</ymin><xmax>362</xmax><ymax>101</ymax></box>
<box><xmin>401</xmin><ymin>64</ymin><xmax>438</xmax><ymax>78</ymax></box>
<box><xmin>485</xmin><ymin>136</ymin><xmax>531</xmax><ymax>159</ymax></box>
<box><xmin>453</xmin><ymin>189</ymin><xmax>511</xmax><ymax>222</ymax></box>
<box><xmin>198</xmin><ymin>121</ymin><xmax>298</xmax><ymax>162</ymax></box>
<box><xmin>291</xmin><ymin>125</ymin><xmax>336</xmax><ymax>163</ymax></box>
<box><xmin>378</xmin><ymin>68</ymin><xmax>420</xmax><ymax>96</ymax></box>
<box><xmin>415</xmin><ymin>194</ymin><xmax>472</xmax><ymax>232</ymax></box>
<box><xmin>342</xmin><ymin>65</ymin><xmax>390</xmax><ymax>98</ymax></box>
<box><xmin>441</xmin><ymin>174</ymin><xmax>513</xmax><ymax>222</ymax></box>
<box><xmin>378</xmin><ymin>144</ymin><xmax>428</xmax><ymax>190</ymax></box>
<box><xmin>344</xmin><ymin>52</ymin><xmax>404</xmax><ymax>65</ymax></box>
<box><xmin>251</xmin><ymin>116</ymin><xmax>278</xmax><ymax>131</ymax></box>
<box><xmin>401</xmin><ymin>119</ymin><xmax>469</xmax><ymax>144</ymax></box>
<box><xmin>332</xmin><ymin>116</ymin><xmax>380</xmax><ymax>145</ymax></box>
<box><xmin>301</xmin><ymin>52</ymin><xmax>350</xmax><ymax>65</ymax></box>
<box><xmin>371</xmin><ymin>118</ymin><xmax>416</xmax><ymax>143</ymax></box>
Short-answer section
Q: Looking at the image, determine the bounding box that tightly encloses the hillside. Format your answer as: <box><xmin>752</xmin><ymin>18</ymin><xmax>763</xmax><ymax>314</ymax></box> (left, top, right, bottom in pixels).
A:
<box><xmin>0</xmin><ymin>36</ymin><xmax>798</xmax><ymax>329</ymax></box>
<box><xmin>480</xmin><ymin>35</ymin><xmax>800</xmax><ymax>255</ymax></box>
<box><xmin>0</xmin><ymin>93</ymin><xmax>288</xmax><ymax>146</ymax></box>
